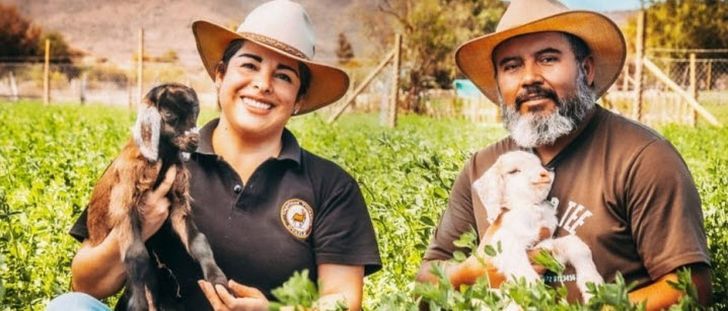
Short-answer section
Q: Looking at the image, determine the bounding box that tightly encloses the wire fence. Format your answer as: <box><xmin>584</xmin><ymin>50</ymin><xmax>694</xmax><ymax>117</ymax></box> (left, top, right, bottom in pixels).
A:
<box><xmin>0</xmin><ymin>58</ymin><xmax>217</xmax><ymax>107</ymax></box>
<box><xmin>1</xmin><ymin>52</ymin><xmax>725</xmax><ymax>125</ymax></box>
<box><xmin>603</xmin><ymin>52</ymin><xmax>727</xmax><ymax>126</ymax></box>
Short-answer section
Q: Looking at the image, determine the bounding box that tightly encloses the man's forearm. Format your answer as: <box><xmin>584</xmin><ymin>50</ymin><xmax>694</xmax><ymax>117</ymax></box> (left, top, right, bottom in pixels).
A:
<box><xmin>70</xmin><ymin>228</ymin><xmax>127</xmax><ymax>299</ymax></box>
<box><xmin>628</xmin><ymin>265</ymin><xmax>712</xmax><ymax>310</ymax></box>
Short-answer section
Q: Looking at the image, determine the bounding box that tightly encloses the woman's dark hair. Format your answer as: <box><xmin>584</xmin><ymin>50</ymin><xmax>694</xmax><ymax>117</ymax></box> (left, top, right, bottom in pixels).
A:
<box><xmin>215</xmin><ymin>39</ymin><xmax>311</xmax><ymax>101</ymax></box>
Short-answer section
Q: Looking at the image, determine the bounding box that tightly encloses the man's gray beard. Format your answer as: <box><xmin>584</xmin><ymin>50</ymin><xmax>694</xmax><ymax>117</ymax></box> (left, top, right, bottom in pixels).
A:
<box><xmin>500</xmin><ymin>67</ymin><xmax>596</xmax><ymax>148</ymax></box>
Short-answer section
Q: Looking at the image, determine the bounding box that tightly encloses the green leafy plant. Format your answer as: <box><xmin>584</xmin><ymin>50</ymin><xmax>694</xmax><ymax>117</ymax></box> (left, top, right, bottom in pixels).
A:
<box><xmin>270</xmin><ymin>270</ymin><xmax>319</xmax><ymax>310</ymax></box>
<box><xmin>270</xmin><ymin>270</ymin><xmax>347</xmax><ymax>311</ymax></box>
<box><xmin>533</xmin><ymin>249</ymin><xmax>566</xmax><ymax>275</ymax></box>
<box><xmin>667</xmin><ymin>268</ymin><xmax>704</xmax><ymax>311</ymax></box>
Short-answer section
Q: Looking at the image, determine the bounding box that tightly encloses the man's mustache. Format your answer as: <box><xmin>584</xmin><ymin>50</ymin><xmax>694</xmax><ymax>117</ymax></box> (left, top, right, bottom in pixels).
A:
<box><xmin>515</xmin><ymin>85</ymin><xmax>559</xmax><ymax>109</ymax></box>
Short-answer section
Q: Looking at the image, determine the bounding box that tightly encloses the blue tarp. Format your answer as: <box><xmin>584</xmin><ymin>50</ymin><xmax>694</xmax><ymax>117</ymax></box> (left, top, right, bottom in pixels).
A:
<box><xmin>453</xmin><ymin>79</ymin><xmax>483</xmax><ymax>98</ymax></box>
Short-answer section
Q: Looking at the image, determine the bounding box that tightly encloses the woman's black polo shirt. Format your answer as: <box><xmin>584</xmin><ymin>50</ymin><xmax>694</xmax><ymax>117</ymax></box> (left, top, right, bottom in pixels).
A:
<box><xmin>70</xmin><ymin>119</ymin><xmax>381</xmax><ymax>310</ymax></box>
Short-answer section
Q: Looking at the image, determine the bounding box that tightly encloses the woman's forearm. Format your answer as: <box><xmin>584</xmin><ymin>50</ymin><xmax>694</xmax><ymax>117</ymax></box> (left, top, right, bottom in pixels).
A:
<box><xmin>70</xmin><ymin>228</ymin><xmax>127</xmax><ymax>299</ymax></box>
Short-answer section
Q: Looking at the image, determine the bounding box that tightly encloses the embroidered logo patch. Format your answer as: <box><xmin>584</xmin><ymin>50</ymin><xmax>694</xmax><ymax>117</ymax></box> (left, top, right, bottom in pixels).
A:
<box><xmin>280</xmin><ymin>199</ymin><xmax>314</xmax><ymax>239</ymax></box>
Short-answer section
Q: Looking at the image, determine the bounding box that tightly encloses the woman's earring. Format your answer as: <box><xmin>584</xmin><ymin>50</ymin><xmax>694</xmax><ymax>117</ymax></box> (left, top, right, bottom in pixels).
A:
<box><xmin>293</xmin><ymin>103</ymin><xmax>302</xmax><ymax>115</ymax></box>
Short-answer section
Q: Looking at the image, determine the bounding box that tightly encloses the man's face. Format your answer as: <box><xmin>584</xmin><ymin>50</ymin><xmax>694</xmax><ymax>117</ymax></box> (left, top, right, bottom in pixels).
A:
<box><xmin>493</xmin><ymin>32</ymin><xmax>596</xmax><ymax>148</ymax></box>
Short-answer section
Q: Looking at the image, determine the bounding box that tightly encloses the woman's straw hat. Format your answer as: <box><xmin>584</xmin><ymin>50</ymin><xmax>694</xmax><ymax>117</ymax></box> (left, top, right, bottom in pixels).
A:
<box><xmin>455</xmin><ymin>0</ymin><xmax>626</xmax><ymax>104</ymax></box>
<box><xmin>193</xmin><ymin>0</ymin><xmax>349</xmax><ymax>115</ymax></box>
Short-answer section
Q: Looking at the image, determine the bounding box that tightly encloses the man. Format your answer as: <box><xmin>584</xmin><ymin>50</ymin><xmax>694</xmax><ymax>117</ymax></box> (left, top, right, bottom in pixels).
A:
<box><xmin>416</xmin><ymin>0</ymin><xmax>712</xmax><ymax>309</ymax></box>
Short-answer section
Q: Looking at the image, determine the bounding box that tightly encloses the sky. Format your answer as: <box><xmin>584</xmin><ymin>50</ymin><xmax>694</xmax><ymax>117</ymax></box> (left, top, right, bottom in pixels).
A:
<box><xmin>561</xmin><ymin>0</ymin><xmax>643</xmax><ymax>12</ymax></box>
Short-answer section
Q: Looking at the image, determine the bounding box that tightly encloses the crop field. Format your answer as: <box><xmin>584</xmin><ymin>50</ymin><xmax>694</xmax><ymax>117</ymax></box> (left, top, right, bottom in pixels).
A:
<box><xmin>1</xmin><ymin>101</ymin><xmax>727</xmax><ymax>310</ymax></box>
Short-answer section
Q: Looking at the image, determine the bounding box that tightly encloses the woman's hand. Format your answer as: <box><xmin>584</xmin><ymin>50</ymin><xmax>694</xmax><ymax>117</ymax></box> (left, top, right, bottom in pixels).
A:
<box><xmin>139</xmin><ymin>165</ymin><xmax>176</xmax><ymax>241</ymax></box>
<box><xmin>199</xmin><ymin>279</ymin><xmax>269</xmax><ymax>311</ymax></box>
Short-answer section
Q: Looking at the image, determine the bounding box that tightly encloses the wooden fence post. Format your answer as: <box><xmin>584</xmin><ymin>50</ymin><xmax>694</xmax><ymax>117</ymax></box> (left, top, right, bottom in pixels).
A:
<box><xmin>642</xmin><ymin>58</ymin><xmax>720</xmax><ymax>126</ymax></box>
<box><xmin>706</xmin><ymin>60</ymin><xmax>713</xmax><ymax>91</ymax></box>
<box><xmin>382</xmin><ymin>34</ymin><xmax>401</xmax><ymax>128</ymax></box>
<box><xmin>328</xmin><ymin>50</ymin><xmax>395</xmax><ymax>123</ymax></box>
<box><xmin>136</xmin><ymin>27</ymin><xmax>144</xmax><ymax>110</ymax></box>
<box><xmin>43</xmin><ymin>39</ymin><xmax>51</xmax><ymax>105</ymax></box>
<box><xmin>633</xmin><ymin>10</ymin><xmax>645</xmax><ymax>122</ymax></box>
<box><xmin>689</xmin><ymin>53</ymin><xmax>697</xmax><ymax>126</ymax></box>
<box><xmin>9</xmin><ymin>71</ymin><xmax>18</xmax><ymax>102</ymax></box>
<box><xmin>80</xmin><ymin>72</ymin><xmax>87</xmax><ymax>105</ymax></box>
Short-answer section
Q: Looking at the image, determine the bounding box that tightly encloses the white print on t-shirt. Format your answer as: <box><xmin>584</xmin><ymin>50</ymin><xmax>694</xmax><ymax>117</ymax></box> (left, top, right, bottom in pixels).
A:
<box><xmin>543</xmin><ymin>273</ymin><xmax>577</xmax><ymax>283</ymax></box>
<box><xmin>550</xmin><ymin>197</ymin><xmax>593</xmax><ymax>235</ymax></box>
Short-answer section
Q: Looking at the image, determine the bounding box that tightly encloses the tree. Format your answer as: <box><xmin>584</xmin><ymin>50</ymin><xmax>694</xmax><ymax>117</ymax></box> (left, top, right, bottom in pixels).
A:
<box><xmin>157</xmin><ymin>50</ymin><xmax>179</xmax><ymax>63</ymax></box>
<box><xmin>40</xmin><ymin>31</ymin><xmax>83</xmax><ymax>79</ymax></box>
<box><xmin>0</xmin><ymin>4</ymin><xmax>42</xmax><ymax>60</ymax></box>
<box><xmin>0</xmin><ymin>4</ymin><xmax>81</xmax><ymax>79</ymax></box>
<box><xmin>357</xmin><ymin>0</ymin><xmax>506</xmax><ymax>112</ymax></box>
<box><xmin>336</xmin><ymin>33</ymin><xmax>355</xmax><ymax>65</ymax></box>
<box><xmin>623</xmin><ymin>0</ymin><xmax>728</xmax><ymax>53</ymax></box>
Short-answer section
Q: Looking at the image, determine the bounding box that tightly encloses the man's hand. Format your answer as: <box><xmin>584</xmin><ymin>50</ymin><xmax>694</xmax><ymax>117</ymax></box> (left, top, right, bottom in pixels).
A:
<box><xmin>199</xmin><ymin>279</ymin><xmax>269</xmax><ymax>311</ymax></box>
<box><xmin>139</xmin><ymin>165</ymin><xmax>176</xmax><ymax>241</ymax></box>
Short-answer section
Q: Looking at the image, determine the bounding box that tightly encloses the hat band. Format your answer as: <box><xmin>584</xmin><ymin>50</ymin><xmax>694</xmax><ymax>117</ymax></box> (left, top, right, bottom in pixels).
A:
<box><xmin>239</xmin><ymin>32</ymin><xmax>309</xmax><ymax>60</ymax></box>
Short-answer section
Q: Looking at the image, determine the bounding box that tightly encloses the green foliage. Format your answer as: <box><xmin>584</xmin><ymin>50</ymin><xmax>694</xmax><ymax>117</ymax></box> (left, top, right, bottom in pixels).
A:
<box><xmin>270</xmin><ymin>270</ymin><xmax>319</xmax><ymax>310</ymax></box>
<box><xmin>384</xmin><ymin>253</ymin><xmax>703</xmax><ymax>310</ymax></box>
<box><xmin>533</xmin><ymin>249</ymin><xmax>566</xmax><ymax>275</ymax></box>
<box><xmin>622</xmin><ymin>0</ymin><xmax>728</xmax><ymax>51</ymax></box>
<box><xmin>667</xmin><ymin>268</ymin><xmax>703</xmax><ymax>311</ymax></box>
<box><xmin>0</xmin><ymin>102</ymin><xmax>133</xmax><ymax>310</ymax></box>
<box><xmin>0</xmin><ymin>102</ymin><xmax>726</xmax><ymax>310</ymax></box>
<box><xmin>0</xmin><ymin>4</ymin><xmax>42</xmax><ymax>59</ymax></box>
<box><xmin>451</xmin><ymin>227</ymin><xmax>477</xmax><ymax>262</ymax></box>
<box><xmin>584</xmin><ymin>273</ymin><xmax>644</xmax><ymax>311</ymax></box>
<box><xmin>270</xmin><ymin>269</ymin><xmax>349</xmax><ymax>310</ymax></box>
<box><xmin>0</xmin><ymin>4</ymin><xmax>80</xmax><ymax>79</ymax></box>
<box><xmin>660</xmin><ymin>124</ymin><xmax>728</xmax><ymax>310</ymax></box>
<box><xmin>0</xmin><ymin>253</ymin><xmax>5</xmax><ymax>302</ymax></box>
<box><xmin>358</xmin><ymin>0</ymin><xmax>506</xmax><ymax>111</ymax></box>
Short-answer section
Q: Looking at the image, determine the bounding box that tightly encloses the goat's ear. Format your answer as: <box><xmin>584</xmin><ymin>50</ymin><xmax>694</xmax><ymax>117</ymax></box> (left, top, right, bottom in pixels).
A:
<box><xmin>146</xmin><ymin>84</ymin><xmax>166</xmax><ymax>105</ymax></box>
<box><xmin>473</xmin><ymin>161</ymin><xmax>505</xmax><ymax>224</ymax></box>
<box><xmin>132</xmin><ymin>99</ymin><xmax>161</xmax><ymax>161</ymax></box>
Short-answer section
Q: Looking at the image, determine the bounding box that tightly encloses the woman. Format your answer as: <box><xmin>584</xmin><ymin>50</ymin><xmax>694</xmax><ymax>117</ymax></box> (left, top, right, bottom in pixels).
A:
<box><xmin>51</xmin><ymin>1</ymin><xmax>381</xmax><ymax>310</ymax></box>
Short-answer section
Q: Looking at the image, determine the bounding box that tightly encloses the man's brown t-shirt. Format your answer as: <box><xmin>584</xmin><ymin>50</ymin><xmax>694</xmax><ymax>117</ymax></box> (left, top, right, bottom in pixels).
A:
<box><xmin>424</xmin><ymin>105</ymin><xmax>710</xmax><ymax>301</ymax></box>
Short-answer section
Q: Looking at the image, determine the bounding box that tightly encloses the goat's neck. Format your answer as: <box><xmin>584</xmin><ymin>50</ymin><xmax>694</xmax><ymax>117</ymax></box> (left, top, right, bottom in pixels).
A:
<box><xmin>507</xmin><ymin>196</ymin><xmax>545</xmax><ymax>210</ymax></box>
<box><xmin>504</xmin><ymin>199</ymin><xmax>556</xmax><ymax>228</ymax></box>
<box><xmin>157</xmin><ymin>141</ymin><xmax>181</xmax><ymax>163</ymax></box>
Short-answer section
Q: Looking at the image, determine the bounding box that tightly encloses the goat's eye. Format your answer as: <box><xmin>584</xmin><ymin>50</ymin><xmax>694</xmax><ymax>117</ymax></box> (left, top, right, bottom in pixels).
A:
<box><xmin>162</xmin><ymin>111</ymin><xmax>177</xmax><ymax>122</ymax></box>
<box><xmin>507</xmin><ymin>168</ymin><xmax>521</xmax><ymax>175</ymax></box>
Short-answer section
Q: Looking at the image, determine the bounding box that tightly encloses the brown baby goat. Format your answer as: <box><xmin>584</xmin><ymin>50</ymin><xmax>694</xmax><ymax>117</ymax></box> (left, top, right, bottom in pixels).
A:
<box><xmin>86</xmin><ymin>83</ymin><xmax>226</xmax><ymax>310</ymax></box>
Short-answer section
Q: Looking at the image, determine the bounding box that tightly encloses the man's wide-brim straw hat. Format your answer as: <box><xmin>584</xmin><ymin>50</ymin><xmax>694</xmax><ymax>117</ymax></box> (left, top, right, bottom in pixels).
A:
<box><xmin>192</xmin><ymin>0</ymin><xmax>349</xmax><ymax>115</ymax></box>
<box><xmin>455</xmin><ymin>0</ymin><xmax>626</xmax><ymax>104</ymax></box>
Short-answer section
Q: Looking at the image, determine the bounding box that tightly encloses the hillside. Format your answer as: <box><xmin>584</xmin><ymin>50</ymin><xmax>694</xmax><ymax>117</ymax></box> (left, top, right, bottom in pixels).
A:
<box><xmin>1</xmin><ymin>0</ymin><xmax>371</xmax><ymax>69</ymax></box>
<box><xmin>1</xmin><ymin>0</ymin><xmax>636</xmax><ymax>71</ymax></box>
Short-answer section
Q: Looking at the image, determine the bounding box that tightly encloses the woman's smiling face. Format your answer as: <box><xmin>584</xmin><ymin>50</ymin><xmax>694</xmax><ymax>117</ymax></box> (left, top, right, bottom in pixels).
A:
<box><xmin>215</xmin><ymin>40</ymin><xmax>303</xmax><ymax>139</ymax></box>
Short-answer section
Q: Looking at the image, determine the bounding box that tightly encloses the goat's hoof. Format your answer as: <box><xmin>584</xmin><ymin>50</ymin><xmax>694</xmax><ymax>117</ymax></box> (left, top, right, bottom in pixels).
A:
<box><xmin>206</xmin><ymin>268</ymin><xmax>228</xmax><ymax>288</ymax></box>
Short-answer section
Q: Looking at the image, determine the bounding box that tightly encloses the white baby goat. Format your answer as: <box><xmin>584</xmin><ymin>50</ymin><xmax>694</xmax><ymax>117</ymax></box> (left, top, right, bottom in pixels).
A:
<box><xmin>472</xmin><ymin>150</ymin><xmax>603</xmax><ymax>302</ymax></box>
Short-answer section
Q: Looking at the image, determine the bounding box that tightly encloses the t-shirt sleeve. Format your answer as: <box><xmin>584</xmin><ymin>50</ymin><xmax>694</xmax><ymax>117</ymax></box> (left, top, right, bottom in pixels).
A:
<box><xmin>312</xmin><ymin>174</ymin><xmax>382</xmax><ymax>276</ymax></box>
<box><xmin>626</xmin><ymin>139</ymin><xmax>710</xmax><ymax>279</ymax></box>
<box><xmin>69</xmin><ymin>208</ymin><xmax>90</xmax><ymax>242</ymax></box>
<box><xmin>423</xmin><ymin>156</ymin><xmax>477</xmax><ymax>261</ymax></box>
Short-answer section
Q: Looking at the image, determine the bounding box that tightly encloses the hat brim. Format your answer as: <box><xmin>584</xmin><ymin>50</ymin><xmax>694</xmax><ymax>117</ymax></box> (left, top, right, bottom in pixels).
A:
<box><xmin>193</xmin><ymin>20</ymin><xmax>350</xmax><ymax>115</ymax></box>
<box><xmin>455</xmin><ymin>11</ymin><xmax>626</xmax><ymax>105</ymax></box>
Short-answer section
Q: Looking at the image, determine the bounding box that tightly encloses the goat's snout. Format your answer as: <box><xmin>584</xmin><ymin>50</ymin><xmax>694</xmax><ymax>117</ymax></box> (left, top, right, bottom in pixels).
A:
<box><xmin>533</xmin><ymin>169</ymin><xmax>553</xmax><ymax>185</ymax></box>
<box><xmin>184</xmin><ymin>133</ymin><xmax>200</xmax><ymax>152</ymax></box>
<box><xmin>174</xmin><ymin>129</ymin><xmax>199</xmax><ymax>153</ymax></box>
